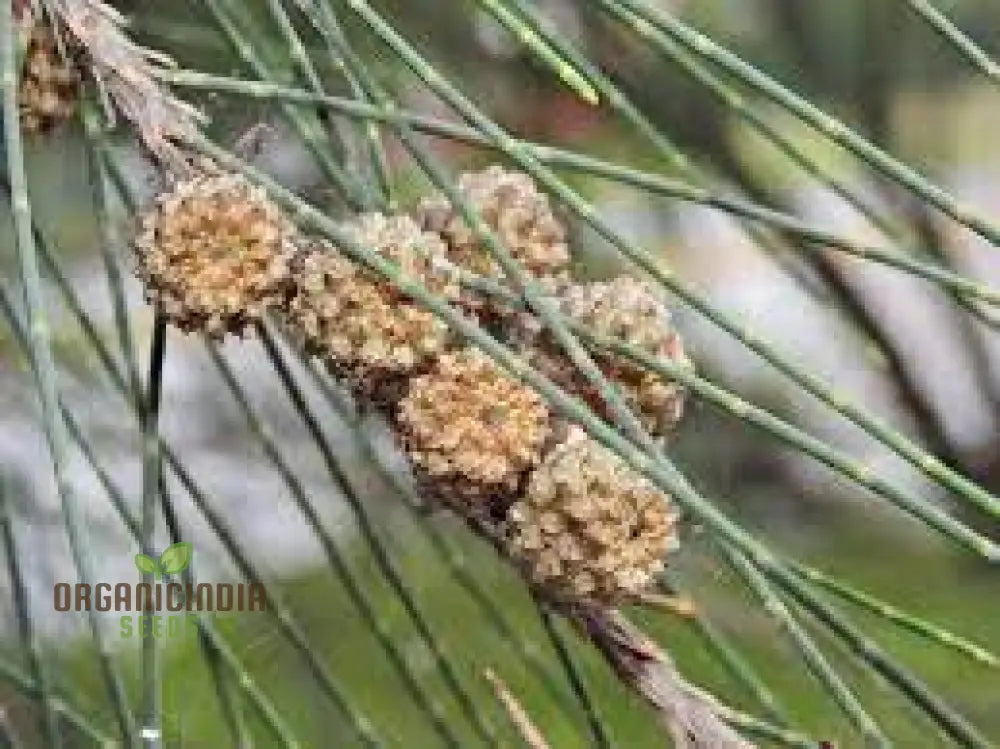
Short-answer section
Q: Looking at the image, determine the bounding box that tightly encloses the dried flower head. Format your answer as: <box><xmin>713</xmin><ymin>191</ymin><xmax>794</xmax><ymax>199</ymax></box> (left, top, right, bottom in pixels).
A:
<box><xmin>396</xmin><ymin>348</ymin><xmax>552</xmax><ymax>519</ymax></box>
<box><xmin>18</xmin><ymin>20</ymin><xmax>80</xmax><ymax>133</ymax></box>
<box><xmin>46</xmin><ymin>0</ymin><xmax>203</xmax><ymax>167</ymax></box>
<box><xmin>415</xmin><ymin>165</ymin><xmax>570</xmax><ymax>283</ymax></box>
<box><xmin>510</xmin><ymin>275</ymin><xmax>690</xmax><ymax>438</ymax></box>
<box><xmin>507</xmin><ymin>427</ymin><xmax>679</xmax><ymax>604</ymax></box>
<box><xmin>286</xmin><ymin>213</ymin><xmax>460</xmax><ymax>405</ymax></box>
<box><xmin>133</xmin><ymin>171</ymin><xmax>298</xmax><ymax>336</ymax></box>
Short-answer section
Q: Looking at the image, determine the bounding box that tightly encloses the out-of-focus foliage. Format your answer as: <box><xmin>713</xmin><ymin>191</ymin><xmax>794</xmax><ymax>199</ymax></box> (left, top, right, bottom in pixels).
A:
<box><xmin>1</xmin><ymin>0</ymin><xmax>999</xmax><ymax>747</ymax></box>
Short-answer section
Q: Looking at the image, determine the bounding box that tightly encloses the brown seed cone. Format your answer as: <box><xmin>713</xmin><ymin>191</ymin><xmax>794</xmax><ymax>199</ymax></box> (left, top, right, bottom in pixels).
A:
<box><xmin>414</xmin><ymin>165</ymin><xmax>570</xmax><ymax>311</ymax></box>
<box><xmin>396</xmin><ymin>348</ymin><xmax>552</xmax><ymax>522</ymax></box>
<box><xmin>18</xmin><ymin>20</ymin><xmax>80</xmax><ymax>134</ymax></box>
<box><xmin>286</xmin><ymin>213</ymin><xmax>460</xmax><ymax>408</ymax></box>
<box><xmin>133</xmin><ymin>171</ymin><xmax>299</xmax><ymax>337</ymax></box>
<box><xmin>507</xmin><ymin>427</ymin><xmax>680</xmax><ymax>605</ymax></box>
<box><xmin>508</xmin><ymin>275</ymin><xmax>690</xmax><ymax>439</ymax></box>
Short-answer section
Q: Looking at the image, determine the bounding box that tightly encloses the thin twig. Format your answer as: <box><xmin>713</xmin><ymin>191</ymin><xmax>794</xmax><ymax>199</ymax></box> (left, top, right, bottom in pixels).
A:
<box><xmin>674</xmin><ymin>682</ymin><xmax>816</xmax><ymax>749</ymax></box>
<box><xmin>579</xmin><ymin>608</ymin><xmax>755</xmax><ymax>748</ymax></box>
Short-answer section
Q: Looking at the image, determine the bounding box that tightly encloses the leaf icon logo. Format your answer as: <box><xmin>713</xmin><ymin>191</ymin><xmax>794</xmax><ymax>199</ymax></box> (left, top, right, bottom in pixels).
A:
<box><xmin>134</xmin><ymin>542</ymin><xmax>194</xmax><ymax>580</ymax></box>
<box><xmin>159</xmin><ymin>542</ymin><xmax>193</xmax><ymax>576</ymax></box>
<box><xmin>134</xmin><ymin>553</ymin><xmax>159</xmax><ymax>578</ymax></box>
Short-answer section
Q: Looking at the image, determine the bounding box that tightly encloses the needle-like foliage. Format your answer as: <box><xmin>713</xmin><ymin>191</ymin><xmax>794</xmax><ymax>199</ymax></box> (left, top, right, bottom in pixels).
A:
<box><xmin>1</xmin><ymin>1</ymin><xmax>999</xmax><ymax>747</ymax></box>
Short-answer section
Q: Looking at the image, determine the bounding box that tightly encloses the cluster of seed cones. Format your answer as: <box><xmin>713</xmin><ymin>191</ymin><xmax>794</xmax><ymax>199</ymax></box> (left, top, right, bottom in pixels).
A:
<box><xmin>133</xmin><ymin>163</ymin><xmax>692</xmax><ymax>606</ymax></box>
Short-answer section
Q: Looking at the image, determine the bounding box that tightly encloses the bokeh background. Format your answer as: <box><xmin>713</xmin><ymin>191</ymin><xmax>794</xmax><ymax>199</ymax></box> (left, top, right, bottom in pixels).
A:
<box><xmin>1</xmin><ymin>0</ymin><xmax>999</xmax><ymax>745</ymax></box>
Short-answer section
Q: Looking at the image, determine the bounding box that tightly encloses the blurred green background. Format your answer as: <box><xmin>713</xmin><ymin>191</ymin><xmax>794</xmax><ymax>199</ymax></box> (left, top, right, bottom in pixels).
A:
<box><xmin>1</xmin><ymin>0</ymin><xmax>1000</xmax><ymax>746</ymax></box>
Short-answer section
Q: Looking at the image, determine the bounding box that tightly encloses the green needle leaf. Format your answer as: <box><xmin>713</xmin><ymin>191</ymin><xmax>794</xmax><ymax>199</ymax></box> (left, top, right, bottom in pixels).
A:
<box><xmin>158</xmin><ymin>541</ymin><xmax>194</xmax><ymax>576</ymax></box>
<box><xmin>476</xmin><ymin>0</ymin><xmax>600</xmax><ymax>106</ymax></box>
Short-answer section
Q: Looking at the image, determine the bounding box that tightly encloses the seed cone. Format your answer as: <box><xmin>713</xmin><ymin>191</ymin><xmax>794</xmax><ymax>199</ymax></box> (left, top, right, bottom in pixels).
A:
<box><xmin>286</xmin><ymin>213</ymin><xmax>460</xmax><ymax>406</ymax></box>
<box><xmin>507</xmin><ymin>427</ymin><xmax>679</xmax><ymax>605</ymax></box>
<box><xmin>18</xmin><ymin>20</ymin><xmax>80</xmax><ymax>134</ymax></box>
<box><xmin>396</xmin><ymin>348</ymin><xmax>552</xmax><ymax>521</ymax></box>
<box><xmin>509</xmin><ymin>275</ymin><xmax>690</xmax><ymax>438</ymax></box>
<box><xmin>415</xmin><ymin>165</ymin><xmax>570</xmax><ymax>287</ymax></box>
<box><xmin>133</xmin><ymin>171</ymin><xmax>298</xmax><ymax>337</ymax></box>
